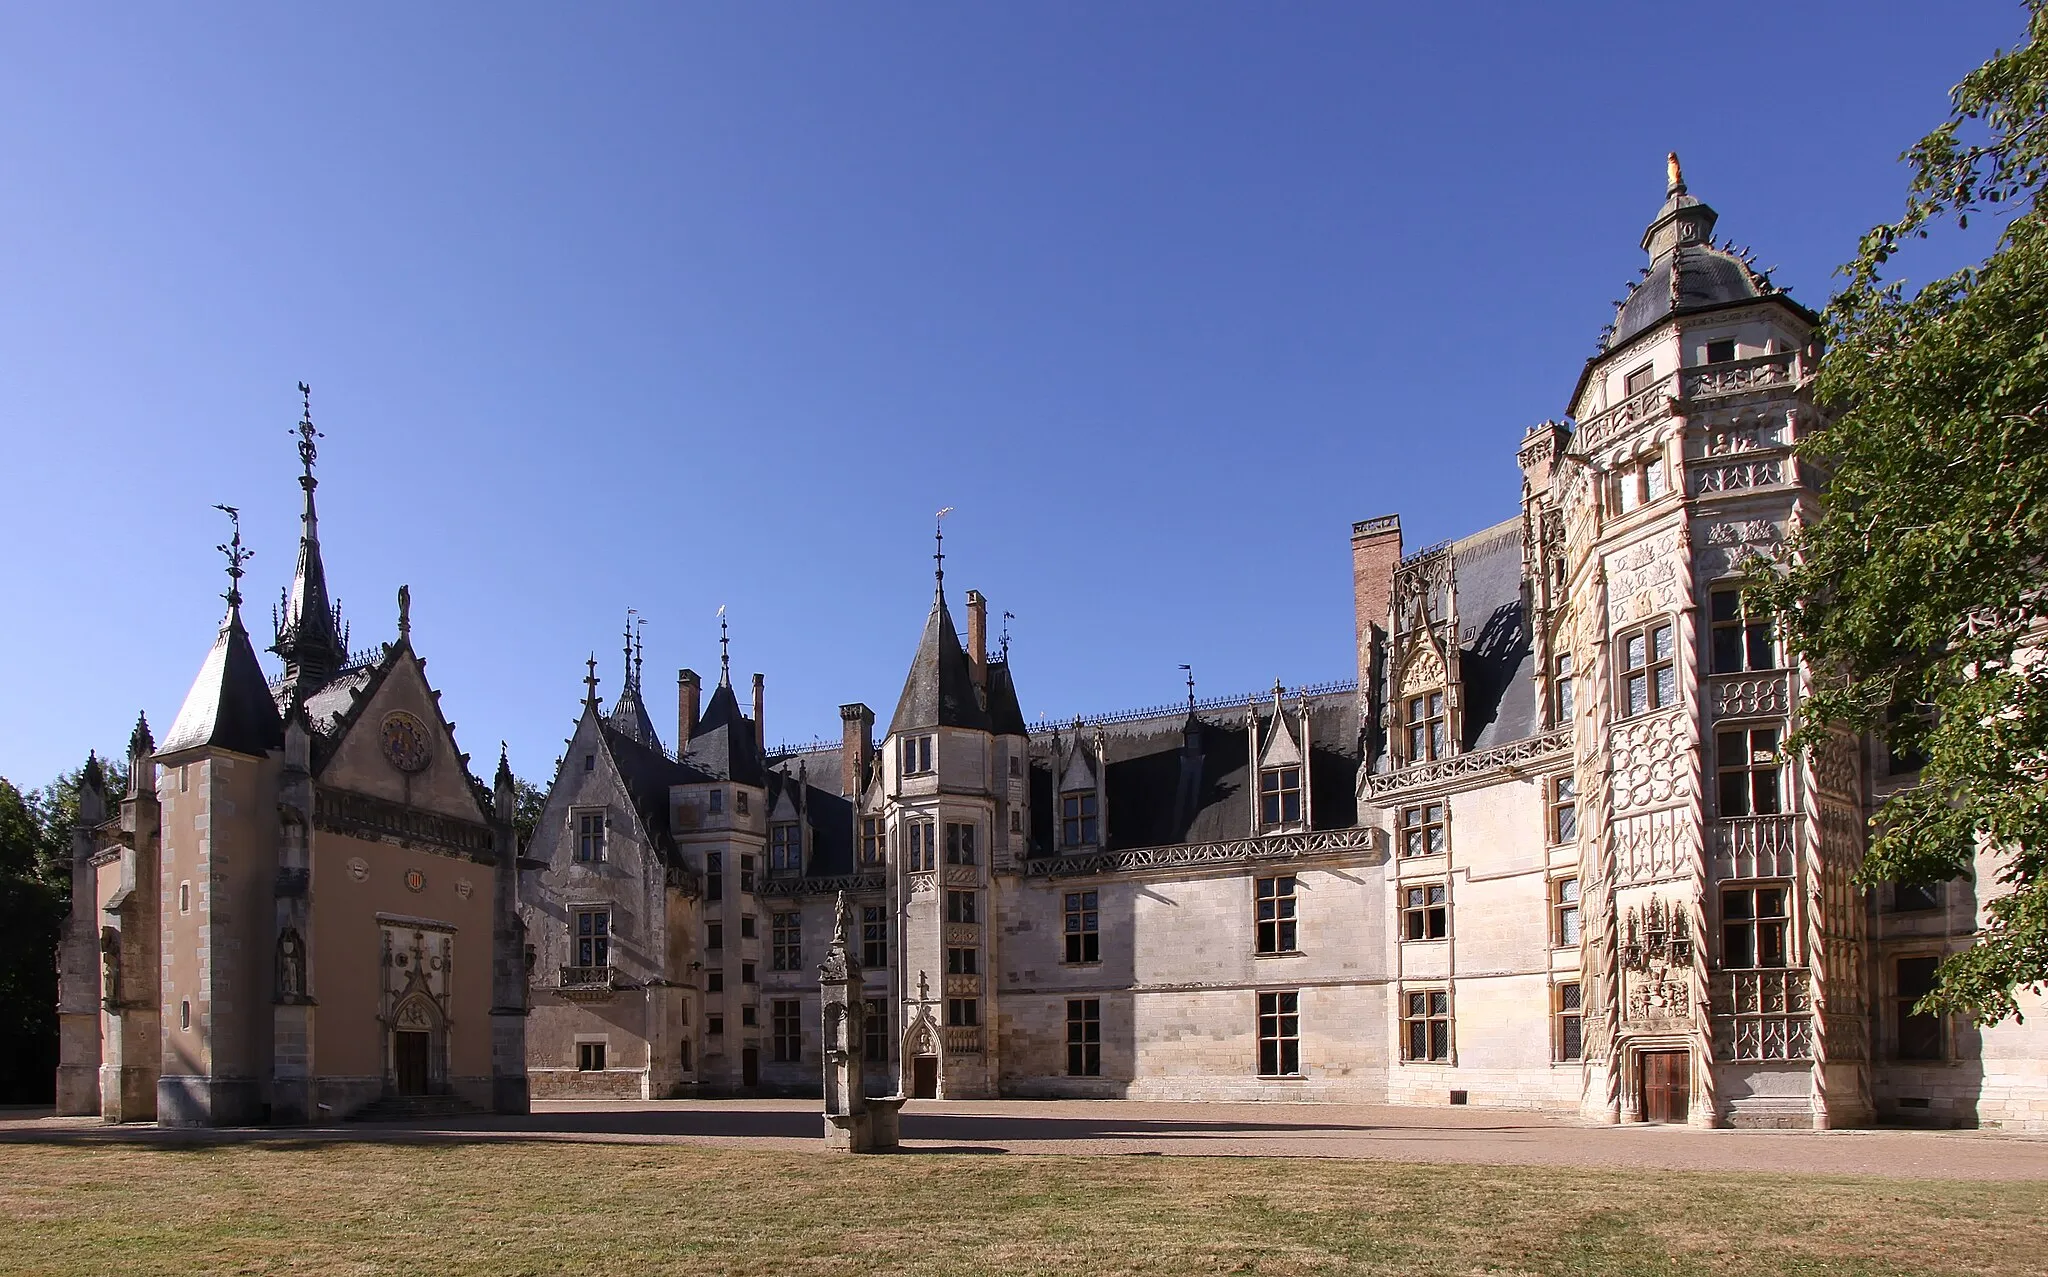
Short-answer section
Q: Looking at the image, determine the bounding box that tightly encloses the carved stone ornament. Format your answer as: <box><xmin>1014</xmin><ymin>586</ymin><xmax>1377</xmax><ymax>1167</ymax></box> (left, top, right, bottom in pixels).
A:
<box><xmin>455</xmin><ymin>878</ymin><xmax>473</xmax><ymax>900</ymax></box>
<box><xmin>1399</xmin><ymin>645</ymin><xmax>1446</xmax><ymax>695</ymax></box>
<box><xmin>347</xmin><ymin>856</ymin><xmax>369</xmax><ymax>882</ymax></box>
<box><xmin>379</xmin><ymin>711</ymin><xmax>433</xmax><ymax>774</ymax></box>
<box><xmin>405</xmin><ymin>868</ymin><xmax>426</xmax><ymax>893</ymax></box>
<box><xmin>1604</xmin><ymin>529</ymin><xmax>1683</xmax><ymax>627</ymax></box>
<box><xmin>99</xmin><ymin>926</ymin><xmax>122</xmax><ymax>1010</ymax></box>
<box><xmin>1609</xmin><ymin>709</ymin><xmax>1690</xmax><ymax>814</ymax></box>
<box><xmin>276</xmin><ymin>927</ymin><xmax>308</xmax><ymax>1002</ymax></box>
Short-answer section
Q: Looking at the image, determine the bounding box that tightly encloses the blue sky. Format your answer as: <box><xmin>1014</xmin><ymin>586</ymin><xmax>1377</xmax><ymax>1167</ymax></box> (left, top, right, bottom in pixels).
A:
<box><xmin>0</xmin><ymin>3</ymin><xmax>2022</xmax><ymax>787</ymax></box>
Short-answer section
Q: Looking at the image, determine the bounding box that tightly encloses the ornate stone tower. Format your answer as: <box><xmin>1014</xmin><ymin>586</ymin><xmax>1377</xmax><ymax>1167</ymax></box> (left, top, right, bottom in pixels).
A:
<box><xmin>1533</xmin><ymin>155</ymin><xmax>1859</xmax><ymax>1127</ymax></box>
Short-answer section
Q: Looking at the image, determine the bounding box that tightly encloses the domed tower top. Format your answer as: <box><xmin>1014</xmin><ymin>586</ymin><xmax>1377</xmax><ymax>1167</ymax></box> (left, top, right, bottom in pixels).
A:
<box><xmin>1604</xmin><ymin>153</ymin><xmax>1774</xmax><ymax>352</ymax></box>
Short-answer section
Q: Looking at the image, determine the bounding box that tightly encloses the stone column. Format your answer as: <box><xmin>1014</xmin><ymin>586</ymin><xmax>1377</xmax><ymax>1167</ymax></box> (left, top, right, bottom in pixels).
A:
<box><xmin>490</xmin><ymin>751</ymin><xmax>532</xmax><ymax>1115</ymax></box>
<box><xmin>54</xmin><ymin>765</ymin><xmax>108</xmax><ymax>1115</ymax></box>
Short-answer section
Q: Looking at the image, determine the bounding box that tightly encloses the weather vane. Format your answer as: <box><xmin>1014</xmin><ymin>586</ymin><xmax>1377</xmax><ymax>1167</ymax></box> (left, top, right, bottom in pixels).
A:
<box><xmin>934</xmin><ymin>506</ymin><xmax>954</xmax><ymax>587</ymax></box>
<box><xmin>294</xmin><ymin>381</ymin><xmax>323</xmax><ymax>478</ymax></box>
<box><xmin>1001</xmin><ymin>609</ymin><xmax>1015</xmax><ymax>661</ymax></box>
<box><xmin>1180</xmin><ymin>663</ymin><xmax>1195</xmax><ymax>710</ymax></box>
<box><xmin>213</xmin><ymin>504</ymin><xmax>251</xmax><ymax>608</ymax></box>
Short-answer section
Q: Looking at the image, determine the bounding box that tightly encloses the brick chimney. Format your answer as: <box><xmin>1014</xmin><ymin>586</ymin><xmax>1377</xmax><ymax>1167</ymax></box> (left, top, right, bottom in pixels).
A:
<box><xmin>678</xmin><ymin>669</ymin><xmax>701</xmax><ymax>744</ymax></box>
<box><xmin>1350</xmin><ymin>515</ymin><xmax>1403</xmax><ymax>693</ymax></box>
<box><xmin>839</xmin><ymin>703</ymin><xmax>875</xmax><ymax>798</ymax></box>
<box><xmin>752</xmin><ymin>672</ymin><xmax>766</xmax><ymax>752</ymax></box>
<box><xmin>965</xmin><ymin>589</ymin><xmax>988</xmax><ymax>689</ymax></box>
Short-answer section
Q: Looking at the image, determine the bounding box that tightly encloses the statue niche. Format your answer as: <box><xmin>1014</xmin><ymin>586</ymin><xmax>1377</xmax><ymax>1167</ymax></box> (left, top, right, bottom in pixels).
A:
<box><xmin>275</xmin><ymin>927</ymin><xmax>309</xmax><ymax>1004</ymax></box>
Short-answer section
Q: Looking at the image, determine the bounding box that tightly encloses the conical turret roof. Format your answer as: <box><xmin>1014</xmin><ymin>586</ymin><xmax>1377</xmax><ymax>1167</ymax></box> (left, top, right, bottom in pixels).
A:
<box><xmin>889</xmin><ymin>589</ymin><xmax>990</xmax><ymax>735</ymax></box>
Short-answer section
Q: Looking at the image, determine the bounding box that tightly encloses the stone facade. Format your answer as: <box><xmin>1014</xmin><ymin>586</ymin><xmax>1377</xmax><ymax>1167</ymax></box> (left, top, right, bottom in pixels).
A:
<box><xmin>516</xmin><ymin>160</ymin><xmax>2048</xmax><ymax>1129</ymax></box>
<box><xmin>54</xmin><ymin>402</ymin><xmax>529</xmax><ymax>1125</ymax></box>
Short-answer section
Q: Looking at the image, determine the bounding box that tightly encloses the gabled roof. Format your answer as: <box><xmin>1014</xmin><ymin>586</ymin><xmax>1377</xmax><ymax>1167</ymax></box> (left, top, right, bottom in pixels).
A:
<box><xmin>889</xmin><ymin>590</ymin><xmax>991</xmax><ymax>735</ymax></box>
<box><xmin>601</xmin><ymin>720</ymin><xmax>706</xmax><ymax>861</ymax></box>
<box><xmin>160</xmin><ymin>609</ymin><xmax>286</xmax><ymax>758</ymax></box>
<box><xmin>765</xmin><ymin>765</ymin><xmax>856</xmax><ymax>877</ymax></box>
<box><xmin>684</xmin><ymin>680</ymin><xmax>765</xmax><ymax>786</ymax></box>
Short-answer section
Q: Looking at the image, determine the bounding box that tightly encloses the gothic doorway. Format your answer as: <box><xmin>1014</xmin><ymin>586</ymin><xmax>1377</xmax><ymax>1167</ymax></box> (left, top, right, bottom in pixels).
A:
<box><xmin>911</xmin><ymin>1055</ymin><xmax>938</xmax><ymax>1099</ymax></box>
<box><xmin>1640</xmin><ymin>1050</ymin><xmax>1690</xmax><ymax>1124</ymax></box>
<box><xmin>394</xmin><ymin>1031</ymin><xmax>431</xmax><ymax>1096</ymax></box>
<box><xmin>741</xmin><ymin>1047</ymin><xmax>759</xmax><ymax>1088</ymax></box>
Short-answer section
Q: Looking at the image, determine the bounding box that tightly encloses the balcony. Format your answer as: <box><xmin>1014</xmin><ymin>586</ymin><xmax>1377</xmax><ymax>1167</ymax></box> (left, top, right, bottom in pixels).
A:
<box><xmin>944</xmin><ymin>1026</ymin><xmax>984</xmax><ymax>1055</ymax></box>
<box><xmin>558</xmin><ymin>965</ymin><xmax>619</xmax><ymax>1002</ymax></box>
<box><xmin>1709</xmin><ymin>815</ymin><xmax>1799</xmax><ymax>880</ymax></box>
<box><xmin>1679</xmin><ymin>350</ymin><xmax>1803</xmax><ymax>403</ymax></box>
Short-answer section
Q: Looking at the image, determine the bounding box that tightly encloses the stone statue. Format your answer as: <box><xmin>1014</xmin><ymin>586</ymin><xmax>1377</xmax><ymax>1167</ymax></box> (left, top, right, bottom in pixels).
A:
<box><xmin>99</xmin><ymin>926</ymin><xmax>122</xmax><ymax>1010</ymax></box>
<box><xmin>276</xmin><ymin>927</ymin><xmax>307</xmax><ymax>1002</ymax></box>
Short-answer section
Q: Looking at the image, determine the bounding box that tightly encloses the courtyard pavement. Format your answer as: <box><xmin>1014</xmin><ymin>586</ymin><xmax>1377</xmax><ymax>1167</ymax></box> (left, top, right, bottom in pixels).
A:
<box><xmin>3</xmin><ymin>1098</ymin><xmax>2045</xmax><ymax>1180</ymax></box>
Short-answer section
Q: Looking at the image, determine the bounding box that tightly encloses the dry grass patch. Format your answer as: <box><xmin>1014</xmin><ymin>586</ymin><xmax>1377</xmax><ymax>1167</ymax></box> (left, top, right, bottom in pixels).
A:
<box><xmin>0</xmin><ymin>1140</ymin><xmax>2040</xmax><ymax>1276</ymax></box>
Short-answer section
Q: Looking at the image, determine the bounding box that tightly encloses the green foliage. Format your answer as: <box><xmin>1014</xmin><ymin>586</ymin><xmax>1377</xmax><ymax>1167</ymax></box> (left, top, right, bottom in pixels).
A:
<box><xmin>1750</xmin><ymin>2</ymin><xmax>2048</xmax><ymax>1023</ymax></box>
<box><xmin>513</xmin><ymin>777</ymin><xmax>546</xmax><ymax>848</ymax></box>
<box><xmin>0</xmin><ymin>755</ymin><xmax>123</xmax><ymax>1103</ymax></box>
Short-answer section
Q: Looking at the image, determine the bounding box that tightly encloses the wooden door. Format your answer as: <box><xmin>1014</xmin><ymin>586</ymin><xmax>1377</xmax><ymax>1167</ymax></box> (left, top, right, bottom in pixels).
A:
<box><xmin>741</xmin><ymin>1047</ymin><xmax>759</xmax><ymax>1088</ymax></box>
<box><xmin>911</xmin><ymin>1055</ymin><xmax>938</xmax><ymax>1099</ymax></box>
<box><xmin>395</xmin><ymin>1031</ymin><xmax>430</xmax><ymax>1095</ymax></box>
<box><xmin>1640</xmin><ymin>1050</ymin><xmax>1689</xmax><ymax>1124</ymax></box>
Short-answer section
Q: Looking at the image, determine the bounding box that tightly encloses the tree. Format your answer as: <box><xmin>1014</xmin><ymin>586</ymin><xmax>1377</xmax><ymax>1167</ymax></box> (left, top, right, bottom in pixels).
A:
<box><xmin>1751</xmin><ymin>2</ymin><xmax>2048</xmax><ymax>1022</ymax></box>
<box><xmin>0</xmin><ymin>755</ymin><xmax>123</xmax><ymax>1104</ymax></box>
<box><xmin>512</xmin><ymin>777</ymin><xmax>546</xmax><ymax>849</ymax></box>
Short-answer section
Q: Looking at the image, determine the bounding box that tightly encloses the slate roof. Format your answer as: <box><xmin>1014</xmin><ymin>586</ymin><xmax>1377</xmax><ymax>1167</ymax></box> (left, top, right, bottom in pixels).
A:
<box><xmin>765</xmin><ymin>765</ymin><xmax>857</xmax><ymax>877</ymax></box>
<box><xmin>606</xmin><ymin>677</ymin><xmax>664</xmax><ymax>753</ymax></box>
<box><xmin>1448</xmin><ymin>518</ymin><xmax>1538</xmax><ymax>752</ymax></box>
<box><xmin>601</xmin><ymin>720</ymin><xmax>706</xmax><ymax>862</ymax></box>
<box><xmin>159</xmin><ymin>609</ymin><xmax>286</xmax><ymax>757</ymax></box>
<box><xmin>985</xmin><ymin>659</ymin><xmax>1029</xmax><ymax>738</ymax></box>
<box><xmin>889</xmin><ymin>590</ymin><xmax>991</xmax><ymax>735</ymax></box>
<box><xmin>1025</xmin><ymin>691</ymin><xmax>1361</xmax><ymax>857</ymax></box>
<box><xmin>684</xmin><ymin>680</ymin><xmax>765</xmax><ymax>786</ymax></box>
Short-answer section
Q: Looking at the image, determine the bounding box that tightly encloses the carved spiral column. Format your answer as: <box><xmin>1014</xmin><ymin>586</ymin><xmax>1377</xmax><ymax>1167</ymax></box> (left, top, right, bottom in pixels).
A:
<box><xmin>1676</xmin><ymin>511</ymin><xmax>1718</xmax><ymax>1126</ymax></box>
<box><xmin>1588</xmin><ymin>565</ymin><xmax>1624</xmax><ymax>1123</ymax></box>
<box><xmin>1799</xmin><ymin>735</ymin><xmax>1830</xmax><ymax>1129</ymax></box>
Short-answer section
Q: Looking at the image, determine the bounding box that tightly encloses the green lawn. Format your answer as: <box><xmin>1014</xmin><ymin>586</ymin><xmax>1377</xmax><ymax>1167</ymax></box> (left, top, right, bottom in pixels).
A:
<box><xmin>0</xmin><ymin>1141</ymin><xmax>2040</xmax><ymax>1276</ymax></box>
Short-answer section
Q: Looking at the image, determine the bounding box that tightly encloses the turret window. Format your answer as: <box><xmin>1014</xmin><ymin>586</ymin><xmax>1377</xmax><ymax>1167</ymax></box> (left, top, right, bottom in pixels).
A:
<box><xmin>902</xmin><ymin>735</ymin><xmax>934</xmax><ymax>776</ymax></box>
<box><xmin>946</xmin><ymin>890</ymin><xmax>978</xmax><ymax>924</ymax></box>
<box><xmin>1716</xmin><ymin>727</ymin><xmax>1783</xmax><ymax>817</ymax></box>
<box><xmin>1705</xmin><ymin>338</ymin><xmax>1737</xmax><ymax>364</ymax></box>
<box><xmin>1619</xmin><ymin>622</ymin><xmax>1676</xmax><ymax>716</ymax></box>
<box><xmin>1259</xmin><ymin>767</ymin><xmax>1302</xmax><ymax>825</ymax></box>
<box><xmin>1553</xmin><ymin>653</ymin><xmax>1575</xmax><ymax>724</ymax></box>
<box><xmin>906</xmin><ymin>821</ymin><xmax>937</xmax><ymax>872</ymax></box>
<box><xmin>706</xmin><ymin>852</ymin><xmax>722</xmax><ymax>901</ymax></box>
<box><xmin>1406</xmin><ymin>693</ymin><xmax>1446</xmax><ymax>763</ymax></box>
<box><xmin>1061</xmin><ymin>792</ymin><xmax>1098</xmax><ymax>846</ymax></box>
<box><xmin>739</xmin><ymin>854</ymin><xmax>757</xmax><ymax>892</ymax></box>
<box><xmin>1549</xmin><ymin>776</ymin><xmax>1577</xmax><ymax>844</ymax></box>
<box><xmin>769</xmin><ymin>822</ymin><xmax>803</xmax><ymax>874</ymax></box>
<box><xmin>945</xmin><ymin>822</ymin><xmax>977</xmax><ymax>865</ymax></box>
<box><xmin>1722</xmin><ymin>885</ymin><xmax>1789</xmax><ymax>969</ymax></box>
<box><xmin>1709</xmin><ymin>588</ymin><xmax>1777</xmax><ymax>673</ymax></box>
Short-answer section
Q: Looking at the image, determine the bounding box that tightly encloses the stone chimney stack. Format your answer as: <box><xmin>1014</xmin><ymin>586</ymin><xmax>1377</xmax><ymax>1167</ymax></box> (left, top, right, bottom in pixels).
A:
<box><xmin>752</xmin><ymin>672</ymin><xmax>766</xmax><ymax>752</ymax></box>
<box><xmin>1350</xmin><ymin>516</ymin><xmax>1403</xmax><ymax>694</ymax></box>
<box><xmin>839</xmin><ymin>703</ymin><xmax>875</xmax><ymax>798</ymax></box>
<box><xmin>678</xmin><ymin>669</ymin><xmax>701</xmax><ymax>744</ymax></box>
<box><xmin>965</xmin><ymin>589</ymin><xmax>988</xmax><ymax>689</ymax></box>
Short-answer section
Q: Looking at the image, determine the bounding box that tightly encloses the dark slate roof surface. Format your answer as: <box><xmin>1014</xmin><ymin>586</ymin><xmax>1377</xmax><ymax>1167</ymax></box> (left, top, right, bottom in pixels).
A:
<box><xmin>159</xmin><ymin>611</ymin><xmax>286</xmax><ymax>757</ymax></box>
<box><xmin>601</xmin><ymin>721</ymin><xmax>710</xmax><ymax>863</ymax></box>
<box><xmin>1448</xmin><ymin>519</ymin><xmax>1538</xmax><ymax>752</ymax></box>
<box><xmin>684</xmin><ymin>681</ymin><xmax>765</xmax><ymax>786</ymax></box>
<box><xmin>765</xmin><ymin>767</ymin><xmax>857</xmax><ymax>877</ymax></box>
<box><xmin>889</xmin><ymin>591</ymin><xmax>991</xmax><ymax>735</ymax></box>
<box><xmin>985</xmin><ymin>659</ymin><xmax>1029</xmax><ymax>738</ymax></box>
<box><xmin>606</xmin><ymin>679</ymin><xmax>664</xmax><ymax>753</ymax></box>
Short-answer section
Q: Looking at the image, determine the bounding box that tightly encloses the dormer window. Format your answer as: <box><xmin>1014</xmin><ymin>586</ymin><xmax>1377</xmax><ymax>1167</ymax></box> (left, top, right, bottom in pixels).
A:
<box><xmin>768</xmin><ymin>821</ymin><xmax>802</xmax><ymax>874</ymax></box>
<box><xmin>902</xmin><ymin>735</ymin><xmax>934</xmax><ymax>776</ymax></box>
<box><xmin>1406</xmin><ymin>693</ymin><xmax>1446</xmax><ymax>763</ymax></box>
<box><xmin>1060</xmin><ymin>792</ymin><xmax>1098</xmax><ymax>846</ymax></box>
<box><xmin>1259</xmin><ymin>767</ymin><xmax>1302</xmax><ymax>825</ymax></box>
<box><xmin>574</xmin><ymin>811</ymin><xmax>606</xmax><ymax>863</ymax></box>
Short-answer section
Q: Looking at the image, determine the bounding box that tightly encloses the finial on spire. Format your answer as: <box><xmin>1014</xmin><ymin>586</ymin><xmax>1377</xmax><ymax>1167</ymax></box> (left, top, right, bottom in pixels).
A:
<box><xmin>212</xmin><ymin>503</ymin><xmax>251</xmax><ymax>611</ymax></box>
<box><xmin>634</xmin><ymin>616</ymin><xmax>645</xmax><ymax>687</ymax></box>
<box><xmin>1001</xmin><ymin>610</ymin><xmax>1014</xmax><ymax>661</ymax></box>
<box><xmin>1666</xmin><ymin>151</ymin><xmax>1685</xmax><ymax>195</ymax></box>
<box><xmin>934</xmin><ymin>506</ymin><xmax>954</xmax><ymax>594</ymax></box>
<box><xmin>1180</xmin><ymin>663</ymin><xmax>1195</xmax><ymax>711</ymax></box>
<box><xmin>397</xmin><ymin>584</ymin><xmax>411</xmax><ymax>639</ymax></box>
<box><xmin>496</xmin><ymin>740</ymin><xmax>513</xmax><ymax>787</ymax></box>
<box><xmin>717</xmin><ymin>605</ymin><xmax>730</xmax><ymax>686</ymax></box>
<box><xmin>623</xmin><ymin>607</ymin><xmax>637</xmax><ymax>689</ymax></box>
<box><xmin>294</xmin><ymin>382</ymin><xmax>322</xmax><ymax>483</ymax></box>
<box><xmin>129</xmin><ymin>711</ymin><xmax>153</xmax><ymax>760</ymax></box>
<box><xmin>583</xmin><ymin>652</ymin><xmax>600</xmax><ymax>708</ymax></box>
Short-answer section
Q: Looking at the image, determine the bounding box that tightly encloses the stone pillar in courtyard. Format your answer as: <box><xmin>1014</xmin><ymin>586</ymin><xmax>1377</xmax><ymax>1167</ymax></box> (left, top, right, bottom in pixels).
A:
<box><xmin>821</xmin><ymin>892</ymin><xmax>902</xmax><ymax>1151</ymax></box>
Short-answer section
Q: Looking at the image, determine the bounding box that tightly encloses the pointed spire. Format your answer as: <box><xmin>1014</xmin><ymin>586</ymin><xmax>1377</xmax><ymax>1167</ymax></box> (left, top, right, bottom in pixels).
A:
<box><xmin>634</xmin><ymin>617</ymin><xmax>645</xmax><ymax>688</ymax></box>
<box><xmin>82</xmin><ymin>750</ymin><xmax>105</xmax><ymax>794</ymax></box>
<box><xmin>1181</xmin><ymin>664</ymin><xmax>1197</xmax><ymax>713</ymax></box>
<box><xmin>623</xmin><ymin>607</ymin><xmax>637</xmax><ymax>691</ymax></box>
<box><xmin>272</xmin><ymin>383</ymin><xmax>346</xmax><ymax>703</ymax></box>
<box><xmin>583</xmin><ymin>653</ymin><xmax>600</xmax><ymax>711</ymax></box>
<box><xmin>495</xmin><ymin>740</ymin><xmax>514</xmax><ymax>788</ymax></box>
<box><xmin>129</xmin><ymin>711</ymin><xmax>154</xmax><ymax>760</ymax></box>
<box><xmin>718</xmin><ymin>605</ymin><xmax>731</xmax><ymax>687</ymax></box>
